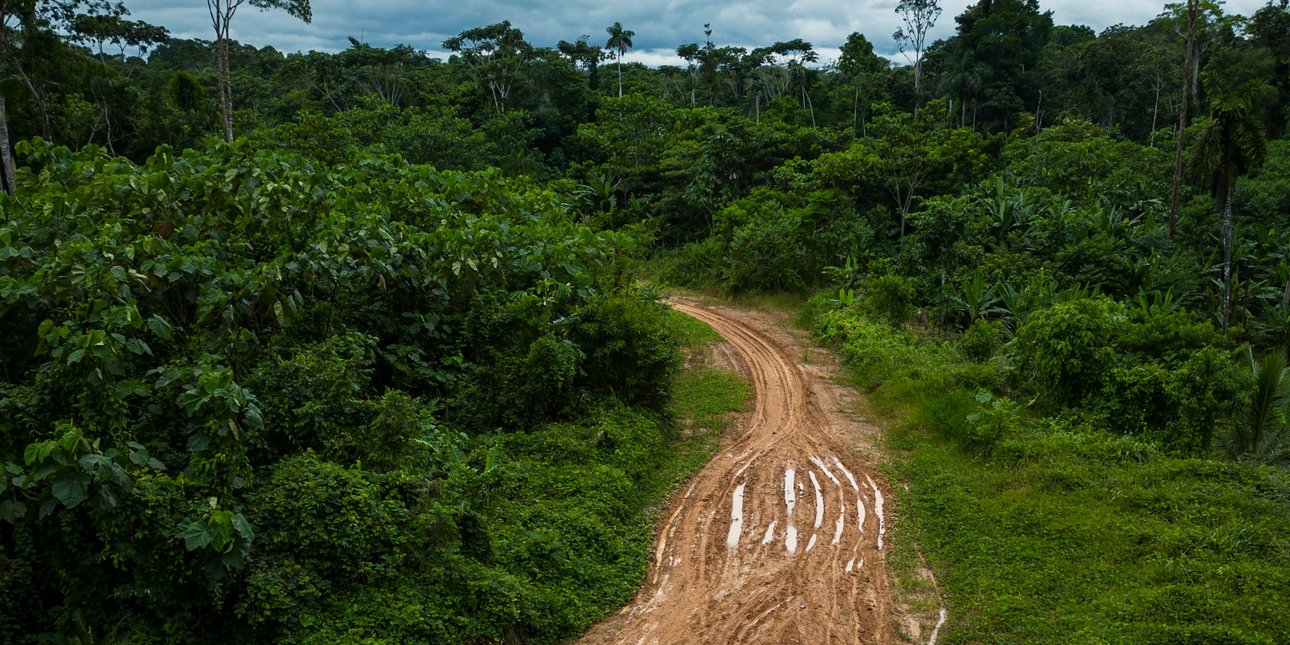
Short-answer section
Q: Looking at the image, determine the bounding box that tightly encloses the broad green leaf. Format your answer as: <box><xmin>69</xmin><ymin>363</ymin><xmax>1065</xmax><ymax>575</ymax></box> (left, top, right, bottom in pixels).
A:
<box><xmin>230</xmin><ymin>512</ymin><xmax>254</xmax><ymax>542</ymax></box>
<box><xmin>177</xmin><ymin>521</ymin><xmax>212</xmax><ymax>551</ymax></box>
<box><xmin>50</xmin><ymin>473</ymin><xmax>90</xmax><ymax>509</ymax></box>
<box><xmin>146</xmin><ymin>315</ymin><xmax>173</xmax><ymax>340</ymax></box>
<box><xmin>0</xmin><ymin>500</ymin><xmax>26</xmax><ymax>523</ymax></box>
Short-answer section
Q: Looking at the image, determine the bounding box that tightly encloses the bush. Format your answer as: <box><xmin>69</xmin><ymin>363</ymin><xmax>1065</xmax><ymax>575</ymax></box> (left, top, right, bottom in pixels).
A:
<box><xmin>574</xmin><ymin>293</ymin><xmax>681</xmax><ymax>410</ymax></box>
<box><xmin>657</xmin><ymin>237</ymin><xmax>725</xmax><ymax>289</ymax></box>
<box><xmin>863</xmin><ymin>274</ymin><xmax>916</xmax><ymax>326</ymax></box>
<box><xmin>725</xmin><ymin>208</ymin><xmax>808</xmax><ymax>292</ymax></box>
<box><xmin>961</xmin><ymin>318</ymin><xmax>1006</xmax><ymax>362</ymax></box>
<box><xmin>1012</xmin><ymin>297</ymin><xmax>1124</xmax><ymax>407</ymax></box>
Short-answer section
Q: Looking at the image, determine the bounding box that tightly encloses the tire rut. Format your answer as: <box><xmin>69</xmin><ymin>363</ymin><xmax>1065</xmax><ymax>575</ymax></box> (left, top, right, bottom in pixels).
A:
<box><xmin>579</xmin><ymin>300</ymin><xmax>898</xmax><ymax>644</ymax></box>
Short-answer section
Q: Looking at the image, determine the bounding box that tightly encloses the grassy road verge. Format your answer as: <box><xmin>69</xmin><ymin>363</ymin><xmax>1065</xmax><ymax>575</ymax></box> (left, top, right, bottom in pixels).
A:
<box><xmin>811</xmin><ymin>306</ymin><xmax>1290</xmax><ymax>644</ymax></box>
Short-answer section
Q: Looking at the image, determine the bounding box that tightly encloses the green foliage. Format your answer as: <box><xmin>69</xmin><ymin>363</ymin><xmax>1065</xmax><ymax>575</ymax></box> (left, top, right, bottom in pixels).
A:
<box><xmin>1010</xmin><ymin>297</ymin><xmax>1244</xmax><ymax>452</ymax></box>
<box><xmin>6</xmin><ymin>5</ymin><xmax>1290</xmax><ymax>640</ymax></box>
<box><xmin>724</xmin><ymin>204</ymin><xmax>808</xmax><ymax>292</ymax></box>
<box><xmin>862</xmin><ymin>274</ymin><xmax>916</xmax><ymax>326</ymax></box>
<box><xmin>1095</xmin><ymin>347</ymin><xmax>1250</xmax><ymax>454</ymax></box>
<box><xmin>1223</xmin><ymin>349</ymin><xmax>1290</xmax><ymax>465</ymax></box>
<box><xmin>816</xmin><ymin>300</ymin><xmax>1290</xmax><ymax>644</ymax></box>
<box><xmin>0</xmin><ymin>140</ymin><xmax>687</xmax><ymax>642</ymax></box>
<box><xmin>1013</xmin><ymin>297</ymin><xmax>1122</xmax><ymax>406</ymax></box>
<box><xmin>961</xmin><ymin>318</ymin><xmax>1006</xmax><ymax>362</ymax></box>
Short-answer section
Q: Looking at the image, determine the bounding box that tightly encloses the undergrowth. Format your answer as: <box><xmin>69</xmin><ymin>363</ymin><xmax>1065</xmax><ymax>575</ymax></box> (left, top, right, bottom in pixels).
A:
<box><xmin>810</xmin><ymin>301</ymin><xmax>1290</xmax><ymax>644</ymax></box>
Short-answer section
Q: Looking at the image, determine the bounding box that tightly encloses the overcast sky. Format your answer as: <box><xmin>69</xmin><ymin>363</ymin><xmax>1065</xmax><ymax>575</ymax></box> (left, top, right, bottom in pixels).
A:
<box><xmin>127</xmin><ymin>0</ymin><xmax>1270</xmax><ymax>66</ymax></box>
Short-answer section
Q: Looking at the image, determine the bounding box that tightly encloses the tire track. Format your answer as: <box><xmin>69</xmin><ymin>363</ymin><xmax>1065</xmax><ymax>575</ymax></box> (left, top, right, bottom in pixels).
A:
<box><xmin>579</xmin><ymin>300</ymin><xmax>898</xmax><ymax>644</ymax></box>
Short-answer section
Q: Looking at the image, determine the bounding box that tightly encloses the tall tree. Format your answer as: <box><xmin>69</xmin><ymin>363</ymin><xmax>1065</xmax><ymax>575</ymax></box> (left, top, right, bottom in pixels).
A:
<box><xmin>894</xmin><ymin>0</ymin><xmax>941</xmax><ymax>106</ymax></box>
<box><xmin>838</xmin><ymin>32</ymin><xmax>889</xmax><ymax>135</ymax></box>
<box><xmin>206</xmin><ymin>0</ymin><xmax>311</xmax><ymax>141</ymax></box>
<box><xmin>946</xmin><ymin>0</ymin><xmax>1052</xmax><ymax>131</ymax></box>
<box><xmin>1191</xmin><ymin>76</ymin><xmax>1272</xmax><ymax>331</ymax></box>
<box><xmin>1247</xmin><ymin>0</ymin><xmax>1290</xmax><ymax>139</ymax></box>
<box><xmin>558</xmin><ymin>35</ymin><xmax>604</xmax><ymax>90</ymax></box>
<box><xmin>1</xmin><ymin>0</ymin><xmax>136</xmax><ymax>193</ymax></box>
<box><xmin>1170</xmin><ymin>0</ymin><xmax>1199</xmax><ymax>237</ymax></box>
<box><xmin>605</xmin><ymin>21</ymin><xmax>634</xmax><ymax>97</ymax></box>
<box><xmin>0</xmin><ymin>0</ymin><xmax>17</xmax><ymax>194</ymax></box>
<box><xmin>443</xmin><ymin>21</ymin><xmax>533</xmax><ymax>115</ymax></box>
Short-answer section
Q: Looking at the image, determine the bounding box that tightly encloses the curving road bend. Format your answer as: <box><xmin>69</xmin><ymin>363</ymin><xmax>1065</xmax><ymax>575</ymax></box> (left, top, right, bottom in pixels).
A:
<box><xmin>580</xmin><ymin>299</ymin><xmax>897</xmax><ymax>644</ymax></box>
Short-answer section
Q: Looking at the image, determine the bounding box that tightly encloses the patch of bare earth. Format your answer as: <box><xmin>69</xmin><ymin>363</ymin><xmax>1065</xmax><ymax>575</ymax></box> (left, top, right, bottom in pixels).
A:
<box><xmin>578</xmin><ymin>298</ymin><xmax>945</xmax><ymax>644</ymax></box>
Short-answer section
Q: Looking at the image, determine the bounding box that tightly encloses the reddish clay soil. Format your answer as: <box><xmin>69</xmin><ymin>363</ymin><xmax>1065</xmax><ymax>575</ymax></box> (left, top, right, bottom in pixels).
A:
<box><xmin>579</xmin><ymin>298</ymin><xmax>927</xmax><ymax>645</ymax></box>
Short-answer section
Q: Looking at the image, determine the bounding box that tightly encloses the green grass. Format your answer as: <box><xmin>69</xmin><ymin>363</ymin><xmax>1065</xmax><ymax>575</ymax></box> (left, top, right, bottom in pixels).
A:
<box><xmin>669</xmin><ymin>306</ymin><xmax>725</xmax><ymax>346</ymax></box>
<box><xmin>813</xmin><ymin>306</ymin><xmax>1290</xmax><ymax>644</ymax></box>
<box><xmin>661</xmin><ymin>309</ymin><xmax>753</xmax><ymax>484</ymax></box>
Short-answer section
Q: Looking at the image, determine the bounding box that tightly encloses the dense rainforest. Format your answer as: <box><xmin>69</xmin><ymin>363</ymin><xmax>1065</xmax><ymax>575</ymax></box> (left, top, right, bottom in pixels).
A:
<box><xmin>1</xmin><ymin>0</ymin><xmax>1289</xmax><ymax>642</ymax></box>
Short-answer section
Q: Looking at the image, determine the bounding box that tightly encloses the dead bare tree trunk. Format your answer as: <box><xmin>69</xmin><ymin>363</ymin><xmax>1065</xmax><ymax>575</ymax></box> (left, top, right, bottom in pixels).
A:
<box><xmin>14</xmin><ymin>62</ymin><xmax>51</xmax><ymax>139</ymax></box>
<box><xmin>208</xmin><ymin>0</ymin><xmax>245</xmax><ymax>142</ymax></box>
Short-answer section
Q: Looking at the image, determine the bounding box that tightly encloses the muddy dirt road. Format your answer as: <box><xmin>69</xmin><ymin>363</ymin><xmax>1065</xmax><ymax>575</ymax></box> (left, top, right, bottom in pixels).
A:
<box><xmin>579</xmin><ymin>299</ymin><xmax>914</xmax><ymax>644</ymax></box>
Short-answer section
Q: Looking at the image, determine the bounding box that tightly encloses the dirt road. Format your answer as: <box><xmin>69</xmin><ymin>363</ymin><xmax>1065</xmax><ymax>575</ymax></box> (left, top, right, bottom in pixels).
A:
<box><xmin>580</xmin><ymin>299</ymin><xmax>918</xmax><ymax>644</ymax></box>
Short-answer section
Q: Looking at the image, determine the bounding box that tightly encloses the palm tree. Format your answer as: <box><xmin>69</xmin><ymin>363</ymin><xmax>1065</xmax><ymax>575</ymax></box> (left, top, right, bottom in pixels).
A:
<box><xmin>1190</xmin><ymin>76</ymin><xmax>1272</xmax><ymax>331</ymax></box>
<box><xmin>605</xmin><ymin>22</ymin><xmax>635</xmax><ymax>97</ymax></box>
<box><xmin>1223</xmin><ymin>348</ymin><xmax>1290</xmax><ymax>465</ymax></box>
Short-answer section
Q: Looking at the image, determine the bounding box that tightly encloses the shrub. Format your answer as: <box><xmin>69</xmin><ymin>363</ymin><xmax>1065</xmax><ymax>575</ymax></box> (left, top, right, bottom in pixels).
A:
<box><xmin>961</xmin><ymin>318</ymin><xmax>1006</xmax><ymax>362</ymax></box>
<box><xmin>863</xmin><ymin>274</ymin><xmax>916</xmax><ymax>326</ymax></box>
<box><xmin>574</xmin><ymin>293</ymin><xmax>681</xmax><ymax>410</ymax></box>
<box><xmin>657</xmin><ymin>237</ymin><xmax>725</xmax><ymax>289</ymax></box>
<box><xmin>725</xmin><ymin>208</ymin><xmax>807</xmax><ymax>292</ymax></box>
<box><xmin>1013</xmin><ymin>297</ymin><xmax>1124</xmax><ymax>407</ymax></box>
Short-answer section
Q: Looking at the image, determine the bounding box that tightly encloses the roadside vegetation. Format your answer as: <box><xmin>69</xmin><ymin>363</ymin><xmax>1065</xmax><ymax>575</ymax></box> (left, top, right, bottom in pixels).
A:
<box><xmin>3</xmin><ymin>0</ymin><xmax>1290</xmax><ymax>640</ymax></box>
<box><xmin>0</xmin><ymin>142</ymin><xmax>748</xmax><ymax>641</ymax></box>
<box><xmin>807</xmin><ymin>304</ymin><xmax>1289</xmax><ymax>643</ymax></box>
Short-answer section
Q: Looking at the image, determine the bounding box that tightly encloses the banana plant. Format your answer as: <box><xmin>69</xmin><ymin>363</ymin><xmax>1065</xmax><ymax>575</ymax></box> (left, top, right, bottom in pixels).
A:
<box><xmin>951</xmin><ymin>268</ymin><xmax>1005</xmax><ymax>326</ymax></box>
<box><xmin>1133</xmin><ymin>287</ymin><xmax>1182</xmax><ymax>316</ymax></box>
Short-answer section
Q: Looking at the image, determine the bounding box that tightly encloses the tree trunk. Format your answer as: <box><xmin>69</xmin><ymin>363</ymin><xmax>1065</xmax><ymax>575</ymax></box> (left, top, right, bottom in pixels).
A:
<box><xmin>617</xmin><ymin>55</ymin><xmax>623</xmax><ymax>98</ymax></box>
<box><xmin>853</xmin><ymin>83</ymin><xmax>860</xmax><ymax>136</ymax></box>
<box><xmin>1151</xmin><ymin>79</ymin><xmax>1160</xmax><ymax>134</ymax></box>
<box><xmin>1222</xmin><ymin>177</ymin><xmax>1234</xmax><ymax>332</ymax></box>
<box><xmin>802</xmin><ymin>85</ymin><xmax>815</xmax><ymax>128</ymax></box>
<box><xmin>217</xmin><ymin>37</ymin><xmax>234</xmax><ymax>141</ymax></box>
<box><xmin>0</xmin><ymin>94</ymin><xmax>15</xmax><ymax>195</ymax></box>
<box><xmin>102</xmin><ymin>98</ymin><xmax>115</xmax><ymax>156</ymax></box>
<box><xmin>913</xmin><ymin>55</ymin><xmax>922</xmax><ymax>107</ymax></box>
<box><xmin>14</xmin><ymin>62</ymin><xmax>52</xmax><ymax>139</ymax></box>
<box><xmin>1169</xmin><ymin>0</ymin><xmax>1198</xmax><ymax>239</ymax></box>
<box><xmin>1035</xmin><ymin>90</ymin><xmax>1043</xmax><ymax>134</ymax></box>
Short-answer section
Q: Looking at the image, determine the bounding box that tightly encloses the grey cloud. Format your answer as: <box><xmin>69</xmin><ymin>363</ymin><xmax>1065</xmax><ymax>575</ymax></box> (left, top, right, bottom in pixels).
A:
<box><xmin>126</xmin><ymin>0</ymin><xmax>1269</xmax><ymax>65</ymax></box>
